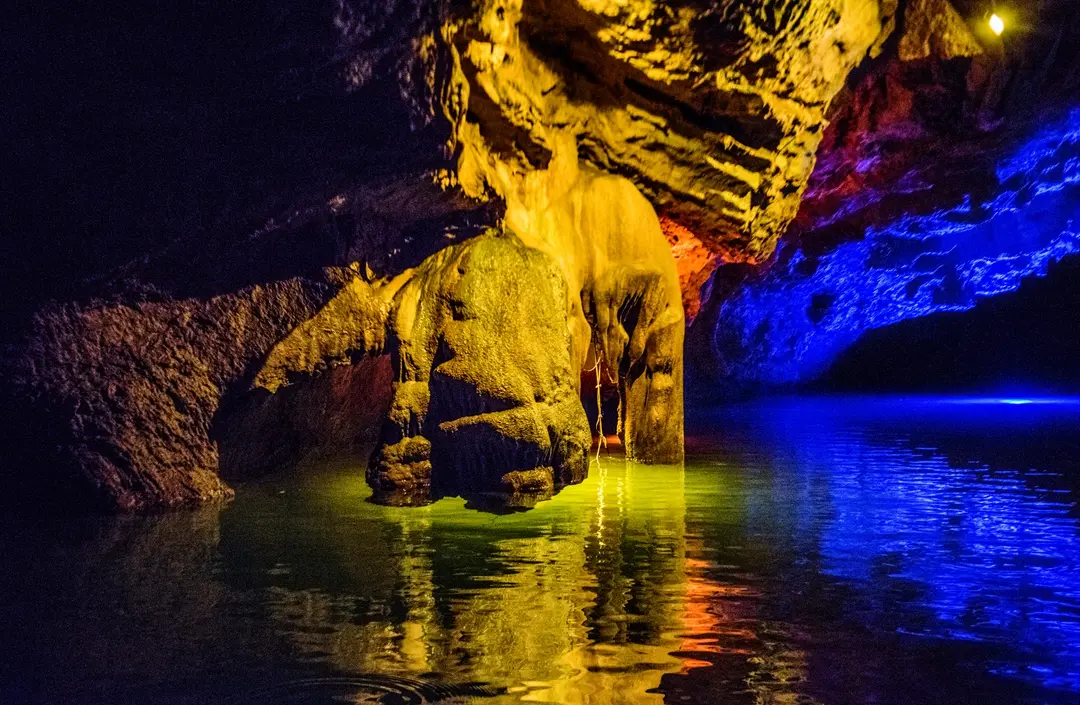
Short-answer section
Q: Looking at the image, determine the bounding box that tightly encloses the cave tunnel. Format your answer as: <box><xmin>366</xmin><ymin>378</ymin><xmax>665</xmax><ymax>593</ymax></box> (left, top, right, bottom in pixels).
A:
<box><xmin>3</xmin><ymin>0</ymin><xmax>1080</xmax><ymax>703</ymax></box>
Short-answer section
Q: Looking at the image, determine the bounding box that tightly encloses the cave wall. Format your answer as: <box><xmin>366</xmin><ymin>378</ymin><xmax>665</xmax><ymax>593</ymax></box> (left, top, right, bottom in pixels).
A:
<box><xmin>2</xmin><ymin>0</ymin><xmax>903</xmax><ymax>511</ymax></box>
<box><xmin>3</xmin><ymin>280</ymin><xmax>331</xmax><ymax>511</ymax></box>
<box><xmin>691</xmin><ymin>0</ymin><xmax>1080</xmax><ymax>393</ymax></box>
<box><xmin>0</xmin><ymin>178</ymin><xmax>490</xmax><ymax>511</ymax></box>
<box><xmin>826</xmin><ymin>255</ymin><xmax>1080</xmax><ymax>391</ymax></box>
<box><xmin>9</xmin><ymin>0</ymin><xmax>1079</xmax><ymax>509</ymax></box>
<box><xmin>698</xmin><ymin>106</ymin><xmax>1080</xmax><ymax>390</ymax></box>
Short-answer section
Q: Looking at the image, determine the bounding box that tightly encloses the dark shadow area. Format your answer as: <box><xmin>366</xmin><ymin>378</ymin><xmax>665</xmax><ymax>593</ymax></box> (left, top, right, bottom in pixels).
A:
<box><xmin>214</xmin><ymin>357</ymin><xmax>393</xmax><ymax>483</ymax></box>
<box><xmin>0</xmin><ymin>0</ymin><xmax>453</xmax><ymax>340</ymax></box>
<box><xmin>580</xmin><ymin>367</ymin><xmax>621</xmax><ymax>438</ymax></box>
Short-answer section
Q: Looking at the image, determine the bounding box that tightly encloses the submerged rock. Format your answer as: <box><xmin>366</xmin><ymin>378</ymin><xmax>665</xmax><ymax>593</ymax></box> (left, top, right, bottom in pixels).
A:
<box><xmin>368</xmin><ymin>231</ymin><xmax>592</xmax><ymax>507</ymax></box>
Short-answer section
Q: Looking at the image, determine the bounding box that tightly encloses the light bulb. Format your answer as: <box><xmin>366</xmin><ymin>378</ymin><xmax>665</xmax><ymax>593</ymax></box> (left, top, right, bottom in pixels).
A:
<box><xmin>989</xmin><ymin>13</ymin><xmax>1004</xmax><ymax>36</ymax></box>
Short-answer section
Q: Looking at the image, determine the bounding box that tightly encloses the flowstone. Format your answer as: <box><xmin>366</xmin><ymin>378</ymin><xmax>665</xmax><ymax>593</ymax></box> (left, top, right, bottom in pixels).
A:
<box><xmin>365</xmin><ymin>173</ymin><xmax>686</xmax><ymax>506</ymax></box>
<box><xmin>501</xmin><ymin>161</ymin><xmax>686</xmax><ymax>465</ymax></box>
<box><xmin>354</xmin><ymin>151</ymin><xmax>688</xmax><ymax>506</ymax></box>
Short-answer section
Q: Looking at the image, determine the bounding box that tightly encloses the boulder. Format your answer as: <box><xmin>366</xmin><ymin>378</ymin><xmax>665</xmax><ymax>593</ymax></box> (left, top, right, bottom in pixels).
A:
<box><xmin>368</xmin><ymin>231</ymin><xmax>592</xmax><ymax>507</ymax></box>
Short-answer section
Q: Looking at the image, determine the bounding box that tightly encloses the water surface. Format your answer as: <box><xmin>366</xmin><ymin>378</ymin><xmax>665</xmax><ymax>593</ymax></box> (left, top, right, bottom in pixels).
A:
<box><xmin>2</xmin><ymin>397</ymin><xmax>1079</xmax><ymax>704</ymax></box>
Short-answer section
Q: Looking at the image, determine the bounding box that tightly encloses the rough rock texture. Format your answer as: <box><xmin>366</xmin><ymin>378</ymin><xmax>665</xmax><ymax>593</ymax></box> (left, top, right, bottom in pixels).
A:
<box><xmin>699</xmin><ymin>109</ymin><xmax>1080</xmax><ymax>389</ymax></box>
<box><xmin>442</xmin><ymin>0</ymin><xmax>896</xmax><ymax>267</ymax></box>
<box><xmin>5</xmin><ymin>0</ymin><xmax>1012</xmax><ymax>510</ymax></box>
<box><xmin>896</xmin><ymin>0</ymin><xmax>981</xmax><ymax>61</ymax></box>
<box><xmin>220</xmin><ymin>358</ymin><xmax>394</xmax><ymax>482</ymax></box>
<box><xmin>0</xmin><ymin>176</ymin><xmax>491</xmax><ymax>511</ymax></box>
<box><xmin>368</xmin><ymin>231</ymin><xmax>592</xmax><ymax>507</ymax></box>
<box><xmin>253</xmin><ymin>275</ymin><xmax>397</xmax><ymax>395</ymax></box>
<box><xmin>260</xmin><ymin>162</ymin><xmax>685</xmax><ymax>504</ymax></box>
<box><xmin>691</xmin><ymin>0</ymin><xmax>1080</xmax><ymax>392</ymax></box>
<box><xmin>2</xmin><ymin>281</ymin><xmax>329</xmax><ymax>511</ymax></box>
<box><xmin>498</xmin><ymin>157</ymin><xmax>686</xmax><ymax>463</ymax></box>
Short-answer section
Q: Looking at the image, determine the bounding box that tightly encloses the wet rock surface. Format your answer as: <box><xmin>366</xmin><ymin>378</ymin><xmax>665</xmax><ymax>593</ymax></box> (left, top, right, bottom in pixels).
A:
<box><xmin>0</xmin><ymin>178</ymin><xmax>489</xmax><ymax>511</ymax></box>
<box><xmin>368</xmin><ymin>231</ymin><xmax>592</xmax><ymax>507</ymax></box>
<box><xmin>1</xmin><ymin>280</ymin><xmax>329</xmax><ymax>511</ymax></box>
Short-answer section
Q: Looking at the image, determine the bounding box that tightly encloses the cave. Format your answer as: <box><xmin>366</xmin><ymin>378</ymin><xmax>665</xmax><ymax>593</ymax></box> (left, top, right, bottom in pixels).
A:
<box><xmin>3</xmin><ymin>0</ymin><xmax>1080</xmax><ymax>702</ymax></box>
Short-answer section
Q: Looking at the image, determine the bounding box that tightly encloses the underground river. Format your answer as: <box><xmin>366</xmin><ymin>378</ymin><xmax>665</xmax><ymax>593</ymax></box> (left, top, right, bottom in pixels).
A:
<box><xmin>2</xmin><ymin>396</ymin><xmax>1079</xmax><ymax>704</ymax></box>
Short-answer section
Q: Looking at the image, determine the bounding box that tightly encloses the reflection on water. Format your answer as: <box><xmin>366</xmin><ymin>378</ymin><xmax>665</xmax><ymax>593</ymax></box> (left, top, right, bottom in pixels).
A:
<box><xmin>2</xmin><ymin>397</ymin><xmax>1080</xmax><ymax>704</ymax></box>
<box><xmin>224</xmin><ymin>457</ymin><xmax>696</xmax><ymax>704</ymax></box>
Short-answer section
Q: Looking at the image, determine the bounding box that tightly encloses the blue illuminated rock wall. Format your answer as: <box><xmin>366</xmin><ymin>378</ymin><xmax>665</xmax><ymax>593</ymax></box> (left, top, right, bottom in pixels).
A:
<box><xmin>706</xmin><ymin>106</ymin><xmax>1080</xmax><ymax>388</ymax></box>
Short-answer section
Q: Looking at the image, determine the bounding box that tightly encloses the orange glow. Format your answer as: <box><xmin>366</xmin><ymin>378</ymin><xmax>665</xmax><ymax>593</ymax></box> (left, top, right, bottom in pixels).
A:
<box><xmin>659</xmin><ymin>217</ymin><xmax>720</xmax><ymax>320</ymax></box>
<box><xmin>679</xmin><ymin>554</ymin><xmax>757</xmax><ymax>673</ymax></box>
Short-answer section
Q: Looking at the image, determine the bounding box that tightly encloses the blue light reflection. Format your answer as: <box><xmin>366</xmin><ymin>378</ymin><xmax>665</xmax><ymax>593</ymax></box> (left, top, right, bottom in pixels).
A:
<box><xmin>693</xmin><ymin>396</ymin><xmax>1080</xmax><ymax>697</ymax></box>
<box><xmin>942</xmin><ymin>396</ymin><xmax>1080</xmax><ymax>405</ymax></box>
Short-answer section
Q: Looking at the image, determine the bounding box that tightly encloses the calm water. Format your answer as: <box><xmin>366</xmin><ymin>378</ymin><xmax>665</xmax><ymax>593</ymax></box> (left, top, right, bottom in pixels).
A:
<box><xmin>3</xmin><ymin>397</ymin><xmax>1080</xmax><ymax>704</ymax></box>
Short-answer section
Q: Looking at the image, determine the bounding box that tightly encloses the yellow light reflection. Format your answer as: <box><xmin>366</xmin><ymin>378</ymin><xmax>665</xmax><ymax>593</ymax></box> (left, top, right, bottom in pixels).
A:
<box><xmin>253</xmin><ymin>460</ymin><xmax>816</xmax><ymax>703</ymax></box>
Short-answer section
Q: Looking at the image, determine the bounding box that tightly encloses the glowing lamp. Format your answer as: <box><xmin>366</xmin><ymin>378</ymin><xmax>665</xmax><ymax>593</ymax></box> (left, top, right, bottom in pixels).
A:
<box><xmin>989</xmin><ymin>13</ymin><xmax>1004</xmax><ymax>36</ymax></box>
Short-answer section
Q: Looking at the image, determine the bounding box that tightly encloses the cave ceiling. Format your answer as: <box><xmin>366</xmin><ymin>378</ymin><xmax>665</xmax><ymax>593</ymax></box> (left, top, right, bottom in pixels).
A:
<box><xmin>4</xmin><ymin>0</ymin><xmax>996</xmax><ymax>317</ymax></box>
<box><xmin>335</xmin><ymin>0</ymin><xmax>992</xmax><ymax>315</ymax></box>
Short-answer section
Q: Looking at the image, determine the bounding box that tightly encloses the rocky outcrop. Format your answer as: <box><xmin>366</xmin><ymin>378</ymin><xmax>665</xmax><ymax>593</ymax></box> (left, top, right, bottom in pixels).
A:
<box><xmin>441</xmin><ymin>0</ymin><xmax>895</xmax><ymax>266</ymax></box>
<box><xmin>8</xmin><ymin>0</ymin><xmax>1014</xmax><ymax>510</ymax></box>
<box><xmin>0</xmin><ymin>177</ymin><xmax>490</xmax><ymax>511</ymax></box>
<box><xmin>896</xmin><ymin>0</ymin><xmax>981</xmax><ymax>61</ymax></box>
<box><xmin>691</xmin><ymin>0</ymin><xmax>1080</xmax><ymax>392</ymax></box>
<box><xmin>369</xmin><ymin>231</ymin><xmax>592</xmax><ymax>507</ymax></box>
<box><xmin>260</xmin><ymin>158</ymin><xmax>685</xmax><ymax>506</ymax></box>
<box><xmin>1</xmin><ymin>280</ymin><xmax>330</xmax><ymax>511</ymax></box>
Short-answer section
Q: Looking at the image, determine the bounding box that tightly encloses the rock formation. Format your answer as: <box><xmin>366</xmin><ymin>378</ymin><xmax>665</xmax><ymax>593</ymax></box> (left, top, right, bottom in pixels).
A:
<box><xmin>697</xmin><ymin>107</ymin><xmax>1080</xmax><ymax>390</ymax></box>
<box><xmin>690</xmin><ymin>0</ymin><xmax>1080</xmax><ymax>393</ymax></box>
<box><xmin>368</xmin><ymin>231</ymin><xmax>591</xmax><ymax>507</ymax></box>
<box><xmin>447</xmin><ymin>0</ymin><xmax>891</xmax><ymax>243</ymax></box>
<box><xmin>1</xmin><ymin>280</ymin><xmax>331</xmax><ymax>511</ymax></box>
<box><xmin>438</xmin><ymin>0</ymin><xmax>896</xmax><ymax>317</ymax></box>
<box><xmin>362</xmin><ymin>159</ymin><xmax>686</xmax><ymax>506</ymax></box>
<box><xmin>495</xmin><ymin>152</ymin><xmax>686</xmax><ymax>464</ymax></box>
<box><xmin>244</xmin><ymin>141</ymin><xmax>686</xmax><ymax>508</ymax></box>
<box><xmin>8</xmin><ymin>0</ymin><xmax>1037</xmax><ymax>510</ymax></box>
<box><xmin>0</xmin><ymin>181</ymin><xmax>456</xmax><ymax>511</ymax></box>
